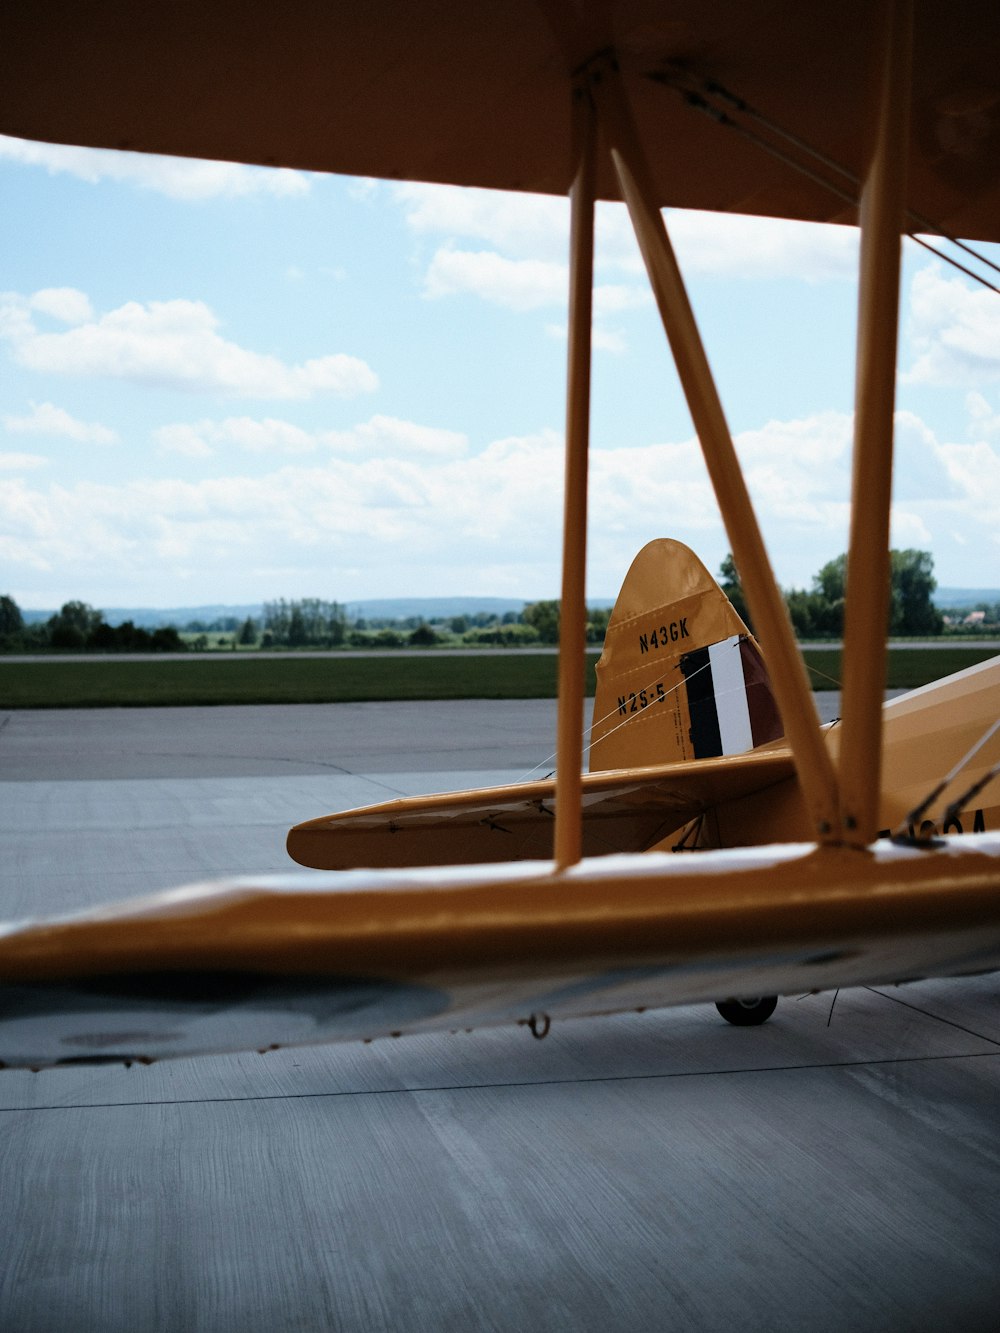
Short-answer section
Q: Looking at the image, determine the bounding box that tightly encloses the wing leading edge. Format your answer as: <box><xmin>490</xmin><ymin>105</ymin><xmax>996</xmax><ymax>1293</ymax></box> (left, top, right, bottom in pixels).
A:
<box><xmin>2</xmin><ymin>836</ymin><xmax>1000</xmax><ymax>1069</ymax></box>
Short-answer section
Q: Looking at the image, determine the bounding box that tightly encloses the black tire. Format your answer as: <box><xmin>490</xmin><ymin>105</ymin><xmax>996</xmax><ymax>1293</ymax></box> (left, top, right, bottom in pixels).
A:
<box><xmin>715</xmin><ymin>996</ymin><xmax>778</xmax><ymax>1026</ymax></box>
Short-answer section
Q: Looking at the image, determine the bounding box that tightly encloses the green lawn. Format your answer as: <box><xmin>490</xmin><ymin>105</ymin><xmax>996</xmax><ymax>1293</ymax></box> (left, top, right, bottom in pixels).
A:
<box><xmin>0</xmin><ymin>646</ymin><xmax>995</xmax><ymax>708</ymax></box>
<box><xmin>800</xmin><ymin>645</ymin><xmax>998</xmax><ymax>692</ymax></box>
<box><xmin>0</xmin><ymin>653</ymin><xmax>583</xmax><ymax>707</ymax></box>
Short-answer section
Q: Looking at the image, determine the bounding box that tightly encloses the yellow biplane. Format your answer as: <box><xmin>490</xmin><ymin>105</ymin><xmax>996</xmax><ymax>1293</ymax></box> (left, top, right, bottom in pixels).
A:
<box><xmin>1</xmin><ymin>1</ymin><xmax>999</xmax><ymax>1066</ymax></box>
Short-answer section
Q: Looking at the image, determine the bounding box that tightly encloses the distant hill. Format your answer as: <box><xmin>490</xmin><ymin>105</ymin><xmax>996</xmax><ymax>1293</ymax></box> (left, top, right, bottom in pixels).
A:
<box><xmin>20</xmin><ymin>588</ymin><xmax>989</xmax><ymax>628</ymax></box>
<box><xmin>21</xmin><ymin>603</ymin><xmax>264</xmax><ymax>629</ymax></box>
<box><xmin>22</xmin><ymin>597</ymin><xmax>536</xmax><ymax>628</ymax></box>
<box><xmin>934</xmin><ymin>588</ymin><xmax>1000</xmax><ymax>609</ymax></box>
<box><xmin>344</xmin><ymin>596</ymin><xmax>527</xmax><ymax>621</ymax></box>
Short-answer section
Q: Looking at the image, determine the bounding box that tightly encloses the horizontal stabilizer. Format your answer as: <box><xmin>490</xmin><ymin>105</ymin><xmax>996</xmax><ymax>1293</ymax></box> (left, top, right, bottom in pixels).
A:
<box><xmin>287</xmin><ymin>750</ymin><xmax>795</xmax><ymax>870</ymax></box>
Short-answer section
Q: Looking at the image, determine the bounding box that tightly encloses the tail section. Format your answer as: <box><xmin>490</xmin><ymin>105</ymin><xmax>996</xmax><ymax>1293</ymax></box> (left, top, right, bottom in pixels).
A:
<box><xmin>590</xmin><ymin>539</ymin><xmax>783</xmax><ymax>772</ymax></box>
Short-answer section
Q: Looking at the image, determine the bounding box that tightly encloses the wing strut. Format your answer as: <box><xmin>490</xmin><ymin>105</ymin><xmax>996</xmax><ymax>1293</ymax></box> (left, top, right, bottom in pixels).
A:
<box><xmin>553</xmin><ymin>77</ymin><xmax>598</xmax><ymax>870</ymax></box>
<box><xmin>839</xmin><ymin>0</ymin><xmax>912</xmax><ymax>846</ymax></box>
<box><xmin>554</xmin><ymin>2</ymin><xmax>913</xmax><ymax>860</ymax></box>
<box><xmin>587</xmin><ymin>57</ymin><xmax>841</xmax><ymax>842</ymax></box>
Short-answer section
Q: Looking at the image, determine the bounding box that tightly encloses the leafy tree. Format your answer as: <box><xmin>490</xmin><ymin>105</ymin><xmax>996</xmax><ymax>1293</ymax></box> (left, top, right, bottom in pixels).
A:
<box><xmin>522</xmin><ymin>599</ymin><xmax>560</xmax><ymax>644</ymax></box>
<box><xmin>586</xmin><ymin>606</ymin><xmax>611</xmax><ymax>644</ymax></box>
<box><xmin>409</xmin><ymin>624</ymin><xmax>438</xmax><ymax>646</ymax></box>
<box><xmin>0</xmin><ymin>594</ymin><xmax>27</xmax><ymax>650</ymax></box>
<box><xmin>0</xmin><ymin>594</ymin><xmax>23</xmax><ymax>639</ymax></box>
<box><xmin>718</xmin><ymin>554</ymin><xmax>752</xmax><ymax>631</ymax></box>
<box><xmin>463</xmin><ymin>623</ymin><xmax>540</xmax><ymax>646</ymax></box>
<box><xmin>48</xmin><ymin>600</ymin><xmax>103</xmax><ymax>648</ymax></box>
<box><xmin>784</xmin><ymin>548</ymin><xmax>942</xmax><ymax>639</ymax></box>
<box><xmin>238</xmin><ymin>616</ymin><xmax>258</xmax><ymax>646</ymax></box>
<box><xmin>889</xmin><ymin>549</ymin><xmax>943</xmax><ymax>635</ymax></box>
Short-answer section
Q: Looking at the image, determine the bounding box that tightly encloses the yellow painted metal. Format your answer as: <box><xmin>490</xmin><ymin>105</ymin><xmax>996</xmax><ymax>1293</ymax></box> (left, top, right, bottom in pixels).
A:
<box><xmin>589</xmin><ymin>538</ymin><xmax>780</xmax><ymax>772</ymax></box>
<box><xmin>4</xmin><ymin>839</ymin><xmax>1000</xmax><ymax>1002</ymax></box>
<box><xmin>287</xmin><ymin>749</ymin><xmax>797</xmax><ymax>869</ymax></box>
<box><xmin>554</xmin><ymin>82</ymin><xmax>597</xmax><ymax>870</ymax></box>
<box><xmin>588</xmin><ymin>60</ymin><xmax>840</xmax><ymax>840</ymax></box>
<box><xmin>679</xmin><ymin>656</ymin><xmax>1000</xmax><ymax>851</ymax></box>
<box><xmin>839</xmin><ymin>0</ymin><xmax>913</xmax><ymax>846</ymax></box>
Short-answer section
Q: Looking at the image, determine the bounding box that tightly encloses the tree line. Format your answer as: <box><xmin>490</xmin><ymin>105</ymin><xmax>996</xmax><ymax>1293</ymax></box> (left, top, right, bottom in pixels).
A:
<box><xmin>720</xmin><ymin>548</ymin><xmax>945</xmax><ymax>638</ymax></box>
<box><xmin>0</xmin><ymin>597</ymin><xmax>183</xmax><ymax>653</ymax></box>
<box><xmin>0</xmin><ymin>549</ymin><xmax>988</xmax><ymax>655</ymax></box>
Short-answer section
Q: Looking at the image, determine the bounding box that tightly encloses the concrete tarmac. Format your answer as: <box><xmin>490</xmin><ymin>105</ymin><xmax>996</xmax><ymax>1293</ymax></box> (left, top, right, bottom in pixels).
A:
<box><xmin>1</xmin><ymin>701</ymin><xmax>998</xmax><ymax>1331</ymax></box>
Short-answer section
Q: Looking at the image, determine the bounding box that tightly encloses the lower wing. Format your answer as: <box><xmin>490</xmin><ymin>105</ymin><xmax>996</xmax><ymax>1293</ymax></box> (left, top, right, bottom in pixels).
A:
<box><xmin>2</xmin><ymin>834</ymin><xmax>999</xmax><ymax>1069</ymax></box>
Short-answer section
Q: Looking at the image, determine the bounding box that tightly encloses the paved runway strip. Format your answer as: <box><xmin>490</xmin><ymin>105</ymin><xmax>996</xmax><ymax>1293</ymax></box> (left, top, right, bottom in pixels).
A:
<box><xmin>1</xmin><ymin>701</ymin><xmax>998</xmax><ymax>1331</ymax></box>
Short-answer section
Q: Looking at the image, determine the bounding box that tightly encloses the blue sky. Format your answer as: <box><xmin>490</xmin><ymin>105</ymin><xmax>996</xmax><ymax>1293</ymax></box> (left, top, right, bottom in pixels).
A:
<box><xmin>1</xmin><ymin>134</ymin><xmax>998</xmax><ymax>610</ymax></box>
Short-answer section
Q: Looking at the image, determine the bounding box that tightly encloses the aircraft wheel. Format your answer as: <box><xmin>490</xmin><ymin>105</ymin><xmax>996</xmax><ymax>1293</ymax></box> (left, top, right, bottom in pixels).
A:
<box><xmin>715</xmin><ymin>996</ymin><xmax>778</xmax><ymax>1026</ymax></box>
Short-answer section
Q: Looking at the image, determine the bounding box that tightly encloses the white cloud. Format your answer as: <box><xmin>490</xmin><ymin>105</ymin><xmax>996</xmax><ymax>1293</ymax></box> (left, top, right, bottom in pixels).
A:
<box><xmin>29</xmin><ymin>288</ymin><xmax>94</xmax><ymax>324</ymax></box>
<box><xmin>325</xmin><ymin>415</ymin><xmax>469</xmax><ymax>459</ymax></box>
<box><xmin>0</xmin><ymin>135</ymin><xmax>309</xmax><ymax>201</ymax></box>
<box><xmin>5</xmin><ymin>408</ymin><xmax>993</xmax><ymax>603</ymax></box>
<box><xmin>424</xmin><ymin>249</ymin><xmax>566</xmax><ymax>310</ymax></box>
<box><xmin>904</xmin><ymin>266</ymin><xmax>1000</xmax><ymax>385</ymax></box>
<box><xmin>4</xmin><ymin>401</ymin><xmax>117</xmax><ymax>445</ymax></box>
<box><xmin>0</xmin><ymin>291</ymin><xmax>378</xmax><ymax>400</ymax></box>
<box><xmin>393</xmin><ymin>181</ymin><xmax>860</xmax><ymax>282</ymax></box>
<box><xmin>546</xmin><ymin>322</ymin><xmax>628</xmax><ymax>354</ymax></box>
<box><xmin>155</xmin><ymin>413</ymin><xmax>469</xmax><ymax>460</ymax></box>
<box><xmin>0</xmin><ymin>451</ymin><xmax>47</xmax><ymax>471</ymax></box>
<box><xmin>394</xmin><ymin>182</ymin><xmax>569</xmax><ymax>261</ymax></box>
<box><xmin>666</xmin><ymin>211</ymin><xmax>859</xmax><ymax>281</ymax></box>
<box><xmin>154</xmin><ymin>423</ymin><xmax>217</xmax><ymax>460</ymax></box>
<box><xmin>965</xmin><ymin>391</ymin><xmax>1000</xmax><ymax>436</ymax></box>
<box><xmin>423</xmin><ymin>248</ymin><xmax>648</xmax><ymax>322</ymax></box>
<box><xmin>155</xmin><ymin>417</ymin><xmax>316</xmax><ymax>458</ymax></box>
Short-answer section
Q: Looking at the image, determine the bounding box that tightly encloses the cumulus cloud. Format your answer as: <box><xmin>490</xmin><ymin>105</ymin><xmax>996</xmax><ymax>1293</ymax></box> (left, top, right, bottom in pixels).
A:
<box><xmin>394</xmin><ymin>181</ymin><xmax>860</xmax><ymax>281</ymax></box>
<box><xmin>0</xmin><ymin>135</ymin><xmax>309</xmax><ymax>200</ymax></box>
<box><xmin>0</xmin><ymin>451</ymin><xmax>48</xmax><ymax>471</ymax></box>
<box><xmin>394</xmin><ymin>182</ymin><xmax>570</xmax><ymax>261</ymax></box>
<box><xmin>666</xmin><ymin>211</ymin><xmax>859</xmax><ymax>281</ymax></box>
<box><xmin>155</xmin><ymin>413</ymin><xmax>469</xmax><ymax>460</ymax></box>
<box><xmin>325</xmin><ymin>415</ymin><xmax>469</xmax><ymax>459</ymax></box>
<box><xmin>155</xmin><ymin>417</ymin><xmax>316</xmax><ymax>458</ymax></box>
<box><xmin>4</xmin><ymin>401</ymin><xmax>117</xmax><ymax>444</ymax></box>
<box><xmin>904</xmin><ymin>266</ymin><xmax>1000</xmax><ymax>385</ymax></box>
<box><xmin>393</xmin><ymin>183</ymin><xmax>854</xmax><ymax>363</ymax></box>
<box><xmin>966</xmin><ymin>391</ymin><xmax>1000</xmax><ymax>436</ymax></box>
<box><xmin>29</xmin><ymin>288</ymin><xmax>95</xmax><ymax>324</ymax></box>
<box><xmin>6</xmin><ymin>408</ymin><xmax>994</xmax><ymax>602</ymax></box>
<box><xmin>424</xmin><ymin>249</ymin><xmax>566</xmax><ymax>310</ymax></box>
<box><xmin>0</xmin><ymin>291</ymin><xmax>378</xmax><ymax>399</ymax></box>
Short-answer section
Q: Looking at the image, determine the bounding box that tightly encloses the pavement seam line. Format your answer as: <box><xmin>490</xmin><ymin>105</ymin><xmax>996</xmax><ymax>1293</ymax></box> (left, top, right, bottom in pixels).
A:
<box><xmin>864</xmin><ymin>985</ymin><xmax>1000</xmax><ymax>1048</ymax></box>
<box><xmin>2</xmin><ymin>1047</ymin><xmax>998</xmax><ymax>1115</ymax></box>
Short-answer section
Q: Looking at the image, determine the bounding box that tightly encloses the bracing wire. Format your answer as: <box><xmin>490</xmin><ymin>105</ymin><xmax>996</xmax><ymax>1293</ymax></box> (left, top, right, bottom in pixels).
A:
<box><xmin>514</xmin><ymin>657</ymin><xmax>713</xmax><ymax>784</ymax></box>
<box><xmin>517</xmin><ymin>640</ymin><xmax>781</xmax><ymax>785</ymax></box>
<box><xmin>899</xmin><ymin>717</ymin><xmax>1000</xmax><ymax>836</ymax></box>
<box><xmin>650</xmin><ymin>68</ymin><xmax>1000</xmax><ymax>298</ymax></box>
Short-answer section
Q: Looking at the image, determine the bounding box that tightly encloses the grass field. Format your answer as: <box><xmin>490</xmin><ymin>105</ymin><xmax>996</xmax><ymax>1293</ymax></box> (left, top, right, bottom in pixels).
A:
<box><xmin>0</xmin><ymin>652</ymin><xmax>575</xmax><ymax>708</ymax></box>
<box><xmin>0</xmin><ymin>645</ymin><xmax>997</xmax><ymax>708</ymax></box>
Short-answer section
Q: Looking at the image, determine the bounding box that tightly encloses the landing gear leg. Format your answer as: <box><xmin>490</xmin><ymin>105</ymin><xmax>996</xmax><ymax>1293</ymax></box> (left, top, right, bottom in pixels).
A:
<box><xmin>715</xmin><ymin>996</ymin><xmax>778</xmax><ymax>1026</ymax></box>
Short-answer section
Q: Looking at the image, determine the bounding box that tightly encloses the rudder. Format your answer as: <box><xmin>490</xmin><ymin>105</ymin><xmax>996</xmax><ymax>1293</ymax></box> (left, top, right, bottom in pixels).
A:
<box><xmin>590</xmin><ymin>540</ymin><xmax>782</xmax><ymax>772</ymax></box>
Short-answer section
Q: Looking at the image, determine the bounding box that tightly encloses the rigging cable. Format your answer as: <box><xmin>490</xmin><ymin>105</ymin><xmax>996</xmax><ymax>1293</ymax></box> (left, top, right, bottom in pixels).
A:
<box><xmin>649</xmin><ymin>68</ymin><xmax>1000</xmax><ymax>298</ymax></box>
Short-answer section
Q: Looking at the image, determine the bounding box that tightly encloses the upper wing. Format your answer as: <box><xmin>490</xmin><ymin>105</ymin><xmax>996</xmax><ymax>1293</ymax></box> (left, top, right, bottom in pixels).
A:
<box><xmin>1</xmin><ymin>3</ymin><xmax>999</xmax><ymax>239</ymax></box>
<box><xmin>2</xmin><ymin>836</ymin><xmax>1000</xmax><ymax>1069</ymax></box>
<box><xmin>286</xmin><ymin>749</ymin><xmax>796</xmax><ymax>870</ymax></box>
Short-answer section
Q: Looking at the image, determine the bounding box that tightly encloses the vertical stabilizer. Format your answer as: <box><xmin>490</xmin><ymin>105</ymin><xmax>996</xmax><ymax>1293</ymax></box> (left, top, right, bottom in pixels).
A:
<box><xmin>590</xmin><ymin>540</ymin><xmax>782</xmax><ymax>772</ymax></box>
